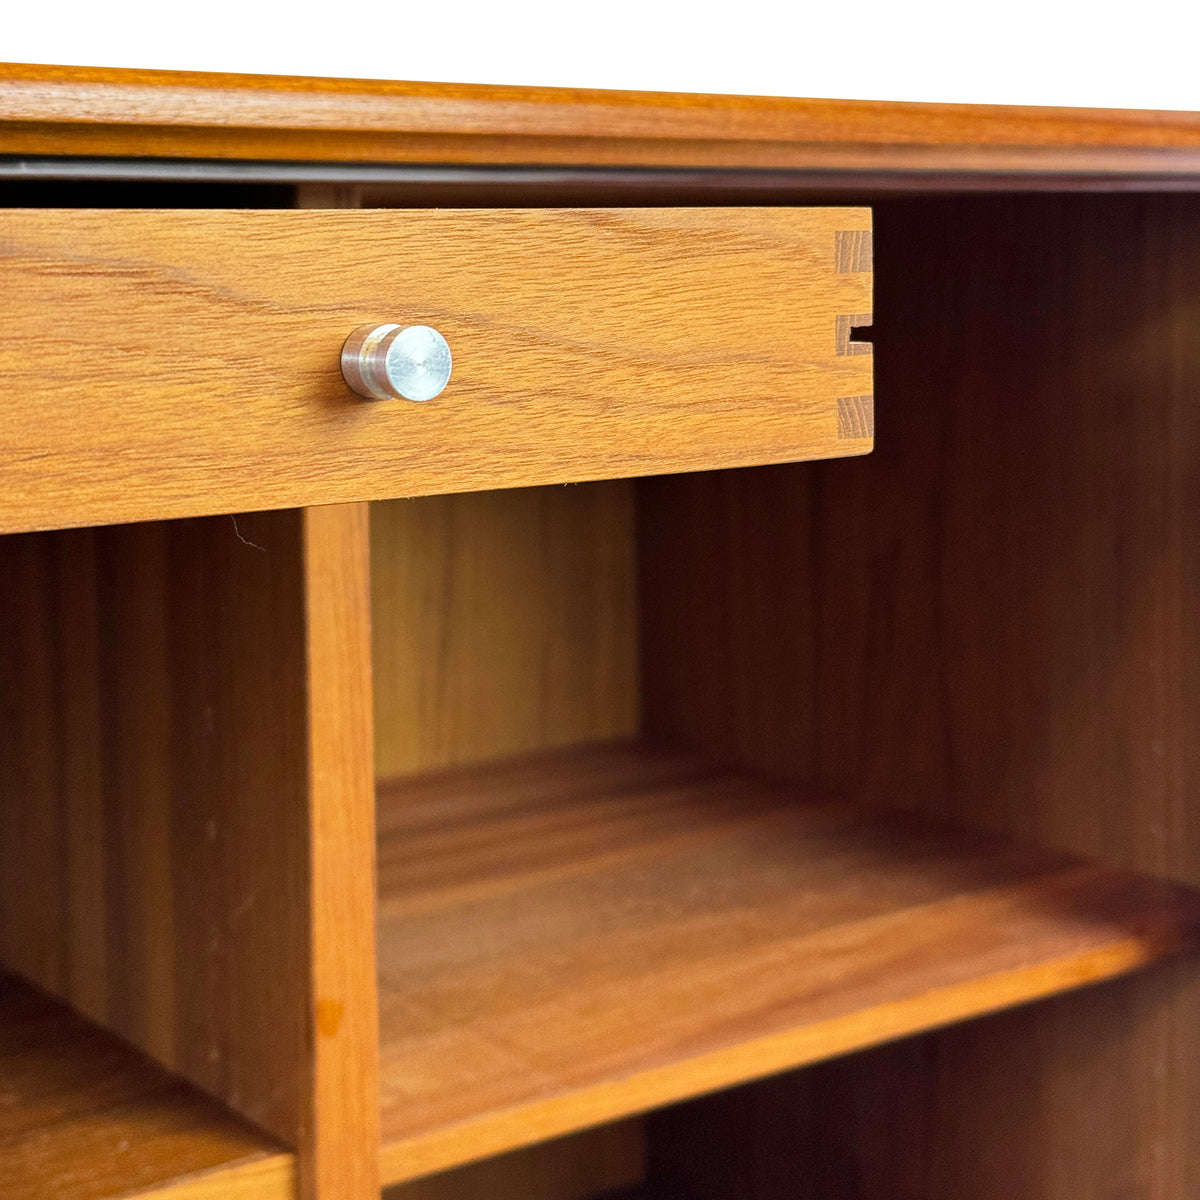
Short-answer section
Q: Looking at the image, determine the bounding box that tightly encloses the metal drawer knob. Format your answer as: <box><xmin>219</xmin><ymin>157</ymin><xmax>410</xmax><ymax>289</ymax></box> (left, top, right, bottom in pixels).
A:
<box><xmin>341</xmin><ymin>323</ymin><xmax>452</xmax><ymax>402</ymax></box>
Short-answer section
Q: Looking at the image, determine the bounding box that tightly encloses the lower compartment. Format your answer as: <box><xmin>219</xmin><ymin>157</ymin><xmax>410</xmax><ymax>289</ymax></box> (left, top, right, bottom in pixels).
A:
<box><xmin>642</xmin><ymin>958</ymin><xmax>1200</xmax><ymax>1200</ymax></box>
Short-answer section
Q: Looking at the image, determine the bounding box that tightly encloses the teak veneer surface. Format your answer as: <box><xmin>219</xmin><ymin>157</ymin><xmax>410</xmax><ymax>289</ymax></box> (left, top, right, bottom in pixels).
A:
<box><xmin>0</xmin><ymin>970</ymin><xmax>294</xmax><ymax>1200</ymax></box>
<box><xmin>0</xmin><ymin>206</ymin><xmax>871</xmax><ymax>534</ymax></box>
<box><xmin>299</xmin><ymin>502</ymin><xmax>380</xmax><ymax>1200</ymax></box>
<box><xmin>371</xmin><ymin>485</ymin><xmax>640</xmax><ymax>779</ymax></box>
<box><xmin>372</xmin><ymin>742</ymin><xmax>1200</xmax><ymax>1184</ymax></box>
<box><xmin>4</xmin><ymin>63</ymin><xmax>1200</xmax><ymax>177</ymax></box>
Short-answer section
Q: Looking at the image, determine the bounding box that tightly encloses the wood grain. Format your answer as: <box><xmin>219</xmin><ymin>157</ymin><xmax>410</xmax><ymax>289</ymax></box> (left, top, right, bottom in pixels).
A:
<box><xmin>836</xmin><ymin>395</ymin><xmax>874</xmax><ymax>438</ymax></box>
<box><xmin>372</xmin><ymin>741</ymin><xmax>1200</xmax><ymax>1185</ymax></box>
<box><xmin>637</xmin><ymin>194</ymin><xmax>1200</xmax><ymax>1199</ymax></box>
<box><xmin>371</xmin><ymin>484</ymin><xmax>639</xmax><ymax>777</ymax></box>
<box><xmin>301</xmin><ymin>503</ymin><xmax>381</xmax><ymax>1199</ymax></box>
<box><xmin>835</xmin><ymin>230</ymin><xmax>873</xmax><ymax>273</ymax></box>
<box><xmin>0</xmin><ymin>506</ymin><xmax>379</xmax><ymax>1200</ymax></box>
<box><xmin>0</xmin><ymin>206</ymin><xmax>871</xmax><ymax>534</ymax></box>
<box><xmin>4</xmin><ymin>63</ymin><xmax>1200</xmax><ymax>176</ymax></box>
<box><xmin>0</xmin><ymin>969</ymin><xmax>295</xmax><ymax>1200</ymax></box>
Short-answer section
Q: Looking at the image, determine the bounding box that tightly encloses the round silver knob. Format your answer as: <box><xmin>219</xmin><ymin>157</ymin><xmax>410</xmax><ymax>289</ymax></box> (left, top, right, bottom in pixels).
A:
<box><xmin>341</xmin><ymin>323</ymin><xmax>452</xmax><ymax>402</ymax></box>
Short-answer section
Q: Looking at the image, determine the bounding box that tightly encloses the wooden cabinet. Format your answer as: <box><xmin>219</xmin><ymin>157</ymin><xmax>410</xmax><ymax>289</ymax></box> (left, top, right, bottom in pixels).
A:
<box><xmin>3</xmin><ymin>65</ymin><xmax>1200</xmax><ymax>1200</ymax></box>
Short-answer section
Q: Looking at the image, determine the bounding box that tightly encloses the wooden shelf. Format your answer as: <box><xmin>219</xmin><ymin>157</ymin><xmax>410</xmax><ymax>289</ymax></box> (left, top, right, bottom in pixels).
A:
<box><xmin>0</xmin><ymin>971</ymin><xmax>294</xmax><ymax>1200</ymax></box>
<box><xmin>376</xmin><ymin>742</ymin><xmax>1200</xmax><ymax>1185</ymax></box>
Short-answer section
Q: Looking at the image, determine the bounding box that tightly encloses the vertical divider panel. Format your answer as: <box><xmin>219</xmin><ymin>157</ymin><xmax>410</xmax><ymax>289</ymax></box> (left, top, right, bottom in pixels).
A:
<box><xmin>303</xmin><ymin>501</ymin><xmax>380</xmax><ymax>1199</ymax></box>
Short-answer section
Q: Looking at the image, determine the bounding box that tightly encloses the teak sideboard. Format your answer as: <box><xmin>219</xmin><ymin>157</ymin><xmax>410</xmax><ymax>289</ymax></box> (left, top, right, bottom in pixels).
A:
<box><xmin>3</xmin><ymin>63</ymin><xmax>1200</xmax><ymax>1200</ymax></box>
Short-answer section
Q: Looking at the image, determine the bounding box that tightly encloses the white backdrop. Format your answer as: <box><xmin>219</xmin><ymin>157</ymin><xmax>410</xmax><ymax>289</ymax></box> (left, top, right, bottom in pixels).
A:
<box><xmin>5</xmin><ymin>0</ymin><xmax>1199</xmax><ymax>112</ymax></box>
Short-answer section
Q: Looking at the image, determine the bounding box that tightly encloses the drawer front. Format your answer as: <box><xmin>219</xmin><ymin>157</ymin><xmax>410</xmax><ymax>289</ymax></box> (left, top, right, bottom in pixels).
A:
<box><xmin>0</xmin><ymin>207</ymin><xmax>872</xmax><ymax>532</ymax></box>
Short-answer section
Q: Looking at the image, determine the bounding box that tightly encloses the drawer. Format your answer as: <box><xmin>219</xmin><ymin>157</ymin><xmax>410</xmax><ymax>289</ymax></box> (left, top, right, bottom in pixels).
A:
<box><xmin>0</xmin><ymin>207</ymin><xmax>872</xmax><ymax>533</ymax></box>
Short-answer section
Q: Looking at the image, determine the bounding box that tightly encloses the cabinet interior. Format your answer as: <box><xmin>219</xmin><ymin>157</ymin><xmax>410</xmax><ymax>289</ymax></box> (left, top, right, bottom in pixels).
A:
<box><xmin>372</xmin><ymin>192</ymin><xmax>1200</xmax><ymax>1197</ymax></box>
<box><xmin>4</xmin><ymin>191</ymin><xmax>1200</xmax><ymax>1200</ymax></box>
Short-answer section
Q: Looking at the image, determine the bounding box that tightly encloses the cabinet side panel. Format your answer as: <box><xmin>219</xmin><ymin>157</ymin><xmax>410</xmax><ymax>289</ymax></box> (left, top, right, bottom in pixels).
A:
<box><xmin>165</xmin><ymin>511</ymin><xmax>310</xmax><ymax>1142</ymax></box>
<box><xmin>638</xmin><ymin>195</ymin><xmax>1200</xmax><ymax>1198</ymax></box>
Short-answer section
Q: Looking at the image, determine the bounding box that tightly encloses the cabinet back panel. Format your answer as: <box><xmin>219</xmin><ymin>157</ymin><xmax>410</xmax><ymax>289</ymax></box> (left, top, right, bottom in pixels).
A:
<box><xmin>371</xmin><ymin>483</ymin><xmax>639</xmax><ymax>778</ymax></box>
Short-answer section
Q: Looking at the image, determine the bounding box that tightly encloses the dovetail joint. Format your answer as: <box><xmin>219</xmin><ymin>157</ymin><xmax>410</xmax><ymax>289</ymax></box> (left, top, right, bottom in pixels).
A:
<box><xmin>837</xmin><ymin>395</ymin><xmax>874</xmax><ymax>439</ymax></box>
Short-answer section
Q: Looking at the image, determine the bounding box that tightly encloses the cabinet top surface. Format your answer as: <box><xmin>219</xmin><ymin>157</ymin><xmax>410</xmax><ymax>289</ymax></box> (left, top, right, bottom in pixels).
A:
<box><xmin>4</xmin><ymin>61</ymin><xmax>1200</xmax><ymax>179</ymax></box>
